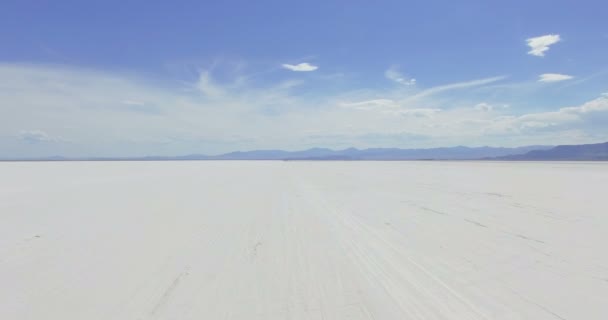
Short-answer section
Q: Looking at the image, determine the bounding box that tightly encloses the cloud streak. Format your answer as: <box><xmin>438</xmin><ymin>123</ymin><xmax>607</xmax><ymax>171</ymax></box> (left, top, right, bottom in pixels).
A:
<box><xmin>538</xmin><ymin>73</ymin><xmax>573</xmax><ymax>82</ymax></box>
<box><xmin>282</xmin><ymin>62</ymin><xmax>318</xmax><ymax>72</ymax></box>
<box><xmin>339</xmin><ymin>99</ymin><xmax>397</xmax><ymax>110</ymax></box>
<box><xmin>197</xmin><ymin>71</ymin><xmax>225</xmax><ymax>97</ymax></box>
<box><xmin>405</xmin><ymin>76</ymin><xmax>507</xmax><ymax>101</ymax></box>
<box><xmin>385</xmin><ymin>66</ymin><xmax>416</xmax><ymax>85</ymax></box>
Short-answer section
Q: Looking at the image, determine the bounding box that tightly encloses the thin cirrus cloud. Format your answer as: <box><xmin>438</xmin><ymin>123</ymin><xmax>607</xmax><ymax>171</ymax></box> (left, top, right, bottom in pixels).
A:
<box><xmin>385</xmin><ymin>66</ymin><xmax>416</xmax><ymax>85</ymax></box>
<box><xmin>1</xmin><ymin>62</ymin><xmax>607</xmax><ymax>157</ymax></box>
<box><xmin>526</xmin><ymin>34</ymin><xmax>561</xmax><ymax>57</ymax></box>
<box><xmin>538</xmin><ymin>73</ymin><xmax>574</xmax><ymax>82</ymax></box>
<box><xmin>405</xmin><ymin>76</ymin><xmax>507</xmax><ymax>101</ymax></box>
<box><xmin>18</xmin><ymin>130</ymin><xmax>57</xmax><ymax>144</ymax></box>
<box><xmin>281</xmin><ymin>62</ymin><xmax>318</xmax><ymax>72</ymax></box>
<box><xmin>474</xmin><ymin>103</ymin><xmax>494</xmax><ymax>112</ymax></box>
<box><xmin>340</xmin><ymin>99</ymin><xmax>397</xmax><ymax>110</ymax></box>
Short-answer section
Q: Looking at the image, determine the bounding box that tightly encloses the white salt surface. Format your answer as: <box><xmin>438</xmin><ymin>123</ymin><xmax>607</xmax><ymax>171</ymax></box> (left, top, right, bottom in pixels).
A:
<box><xmin>1</xmin><ymin>161</ymin><xmax>607</xmax><ymax>319</ymax></box>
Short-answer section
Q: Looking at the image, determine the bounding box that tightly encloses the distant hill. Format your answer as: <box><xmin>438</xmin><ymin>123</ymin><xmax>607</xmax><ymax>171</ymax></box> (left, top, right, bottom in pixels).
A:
<box><xmin>495</xmin><ymin>142</ymin><xmax>608</xmax><ymax>161</ymax></box>
<box><xmin>126</xmin><ymin>145</ymin><xmax>552</xmax><ymax>161</ymax></box>
<box><xmin>3</xmin><ymin>144</ymin><xmax>578</xmax><ymax>161</ymax></box>
<box><xmin>278</xmin><ymin>145</ymin><xmax>551</xmax><ymax>161</ymax></box>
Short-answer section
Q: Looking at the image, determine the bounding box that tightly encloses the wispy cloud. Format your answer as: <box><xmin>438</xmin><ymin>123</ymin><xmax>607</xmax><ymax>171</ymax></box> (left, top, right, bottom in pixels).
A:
<box><xmin>197</xmin><ymin>71</ymin><xmax>225</xmax><ymax>97</ymax></box>
<box><xmin>281</xmin><ymin>62</ymin><xmax>318</xmax><ymax>72</ymax></box>
<box><xmin>474</xmin><ymin>103</ymin><xmax>494</xmax><ymax>112</ymax></box>
<box><xmin>18</xmin><ymin>130</ymin><xmax>57</xmax><ymax>143</ymax></box>
<box><xmin>385</xmin><ymin>66</ymin><xmax>416</xmax><ymax>85</ymax></box>
<box><xmin>339</xmin><ymin>99</ymin><xmax>439</xmax><ymax>118</ymax></box>
<box><xmin>406</xmin><ymin>76</ymin><xmax>507</xmax><ymax>101</ymax></box>
<box><xmin>526</xmin><ymin>34</ymin><xmax>561</xmax><ymax>57</ymax></box>
<box><xmin>340</xmin><ymin>99</ymin><xmax>397</xmax><ymax>110</ymax></box>
<box><xmin>481</xmin><ymin>95</ymin><xmax>608</xmax><ymax>136</ymax></box>
<box><xmin>394</xmin><ymin>108</ymin><xmax>440</xmax><ymax>117</ymax></box>
<box><xmin>1</xmin><ymin>63</ymin><xmax>606</xmax><ymax>156</ymax></box>
<box><xmin>538</xmin><ymin>73</ymin><xmax>573</xmax><ymax>82</ymax></box>
<box><xmin>474</xmin><ymin>103</ymin><xmax>509</xmax><ymax>112</ymax></box>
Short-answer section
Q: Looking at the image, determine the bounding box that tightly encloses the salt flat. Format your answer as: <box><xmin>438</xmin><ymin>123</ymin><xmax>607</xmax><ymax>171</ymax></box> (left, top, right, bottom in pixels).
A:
<box><xmin>0</xmin><ymin>161</ymin><xmax>607</xmax><ymax>319</ymax></box>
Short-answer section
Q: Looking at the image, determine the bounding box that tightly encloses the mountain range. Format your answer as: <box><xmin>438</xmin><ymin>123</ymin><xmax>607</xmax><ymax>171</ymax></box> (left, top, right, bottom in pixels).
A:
<box><xmin>207</xmin><ymin>145</ymin><xmax>551</xmax><ymax>160</ymax></box>
<box><xmin>494</xmin><ymin>142</ymin><xmax>608</xmax><ymax>161</ymax></box>
<box><xmin>4</xmin><ymin>141</ymin><xmax>608</xmax><ymax>161</ymax></box>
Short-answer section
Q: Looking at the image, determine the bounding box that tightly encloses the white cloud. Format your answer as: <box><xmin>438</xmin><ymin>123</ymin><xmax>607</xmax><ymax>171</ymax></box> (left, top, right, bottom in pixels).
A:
<box><xmin>1</xmin><ymin>63</ymin><xmax>606</xmax><ymax>157</ymax></box>
<box><xmin>406</xmin><ymin>76</ymin><xmax>506</xmax><ymax>101</ymax></box>
<box><xmin>474</xmin><ymin>103</ymin><xmax>509</xmax><ymax>112</ymax></box>
<box><xmin>560</xmin><ymin>95</ymin><xmax>608</xmax><ymax>114</ymax></box>
<box><xmin>197</xmin><ymin>71</ymin><xmax>225</xmax><ymax>97</ymax></box>
<box><xmin>484</xmin><ymin>95</ymin><xmax>608</xmax><ymax>135</ymax></box>
<box><xmin>394</xmin><ymin>108</ymin><xmax>440</xmax><ymax>117</ymax></box>
<box><xmin>281</xmin><ymin>62</ymin><xmax>318</xmax><ymax>72</ymax></box>
<box><xmin>340</xmin><ymin>98</ymin><xmax>438</xmax><ymax>117</ymax></box>
<box><xmin>385</xmin><ymin>66</ymin><xmax>416</xmax><ymax>85</ymax></box>
<box><xmin>538</xmin><ymin>73</ymin><xmax>573</xmax><ymax>82</ymax></box>
<box><xmin>340</xmin><ymin>99</ymin><xmax>397</xmax><ymax>110</ymax></box>
<box><xmin>526</xmin><ymin>34</ymin><xmax>561</xmax><ymax>57</ymax></box>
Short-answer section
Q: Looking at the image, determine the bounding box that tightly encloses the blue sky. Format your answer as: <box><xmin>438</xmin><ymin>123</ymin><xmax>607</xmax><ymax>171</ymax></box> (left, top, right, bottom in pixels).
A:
<box><xmin>1</xmin><ymin>0</ymin><xmax>607</xmax><ymax>157</ymax></box>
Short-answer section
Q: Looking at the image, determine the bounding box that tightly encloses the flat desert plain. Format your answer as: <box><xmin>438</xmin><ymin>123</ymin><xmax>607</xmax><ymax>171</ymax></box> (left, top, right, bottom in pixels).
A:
<box><xmin>1</xmin><ymin>161</ymin><xmax>607</xmax><ymax>320</ymax></box>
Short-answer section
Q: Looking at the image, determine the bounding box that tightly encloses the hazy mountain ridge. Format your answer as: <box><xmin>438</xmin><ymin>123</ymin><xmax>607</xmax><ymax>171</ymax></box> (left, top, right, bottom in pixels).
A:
<box><xmin>281</xmin><ymin>145</ymin><xmax>552</xmax><ymax>160</ymax></box>
<box><xmin>5</xmin><ymin>142</ymin><xmax>608</xmax><ymax>161</ymax></box>
<box><xmin>2</xmin><ymin>145</ymin><xmax>558</xmax><ymax>161</ymax></box>
<box><xmin>495</xmin><ymin>142</ymin><xmax>608</xmax><ymax>160</ymax></box>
